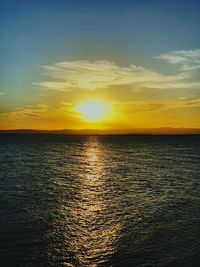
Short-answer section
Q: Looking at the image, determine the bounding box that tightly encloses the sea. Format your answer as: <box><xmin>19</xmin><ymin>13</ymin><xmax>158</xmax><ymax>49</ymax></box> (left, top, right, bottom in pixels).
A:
<box><xmin>0</xmin><ymin>134</ymin><xmax>200</xmax><ymax>267</ymax></box>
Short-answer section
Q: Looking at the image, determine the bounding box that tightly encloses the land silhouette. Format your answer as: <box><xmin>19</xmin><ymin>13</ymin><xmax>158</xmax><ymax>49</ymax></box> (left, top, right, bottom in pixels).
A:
<box><xmin>0</xmin><ymin>128</ymin><xmax>200</xmax><ymax>135</ymax></box>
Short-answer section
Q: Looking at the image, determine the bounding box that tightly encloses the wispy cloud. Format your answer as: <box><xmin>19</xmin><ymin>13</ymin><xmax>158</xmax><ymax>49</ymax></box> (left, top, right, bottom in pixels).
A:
<box><xmin>0</xmin><ymin>104</ymin><xmax>80</xmax><ymax>129</ymax></box>
<box><xmin>117</xmin><ymin>97</ymin><xmax>200</xmax><ymax>116</ymax></box>
<box><xmin>0</xmin><ymin>91</ymin><xmax>5</xmax><ymax>96</ymax></box>
<box><xmin>156</xmin><ymin>49</ymin><xmax>200</xmax><ymax>72</ymax></box>
<box><xmin>33</xmin><ymin>57</ymin><xmax>198</xmax><ymax>92</ymax></box>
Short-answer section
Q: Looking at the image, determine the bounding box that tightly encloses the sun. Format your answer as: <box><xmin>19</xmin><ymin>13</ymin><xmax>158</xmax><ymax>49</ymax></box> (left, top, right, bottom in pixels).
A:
<box><xmin>76</xmin><ymin>100</ymin><xmax>111</xmax><ymax>121</ymax></box>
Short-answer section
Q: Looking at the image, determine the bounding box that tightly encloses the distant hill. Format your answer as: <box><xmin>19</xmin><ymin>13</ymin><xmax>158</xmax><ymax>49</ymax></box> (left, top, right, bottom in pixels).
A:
<box><xmin>0</xmin><ymin>128</ymin><xmax>200</xmax><ymax>135</ymax></box>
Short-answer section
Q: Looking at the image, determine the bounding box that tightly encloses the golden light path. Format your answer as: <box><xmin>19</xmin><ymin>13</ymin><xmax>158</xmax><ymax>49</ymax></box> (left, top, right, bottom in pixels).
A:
<box><xmin>75</xmin><ymin>100</ymin><xmax>112</xmax><ymax>122</ymax></box>
<box><xmin>55</xmin><ymin>137</ymin><xmax>121</xmax><ymax>267</ymax></box>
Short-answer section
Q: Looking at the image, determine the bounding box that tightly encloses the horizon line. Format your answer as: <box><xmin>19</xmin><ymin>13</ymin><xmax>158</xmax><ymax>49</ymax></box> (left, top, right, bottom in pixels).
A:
<box><xmin>0</xmin><ymin>128</ymin><xmax>200</xmax><ymax>135</ymax></box>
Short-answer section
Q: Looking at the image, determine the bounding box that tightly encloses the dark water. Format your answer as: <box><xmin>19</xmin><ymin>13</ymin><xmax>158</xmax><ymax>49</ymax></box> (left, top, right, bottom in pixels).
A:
<box><xmin>0</xmin><ymin>135</ymin><xmax>200</xmax><ymax>267</ymax></box>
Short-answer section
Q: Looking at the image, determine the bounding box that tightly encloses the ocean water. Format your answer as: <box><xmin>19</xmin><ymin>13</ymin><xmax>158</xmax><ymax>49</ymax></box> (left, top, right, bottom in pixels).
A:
<box><xmin>0</xmin><ymin>134</ymin><xmax>200</xmax><ymax>267</ymax></box>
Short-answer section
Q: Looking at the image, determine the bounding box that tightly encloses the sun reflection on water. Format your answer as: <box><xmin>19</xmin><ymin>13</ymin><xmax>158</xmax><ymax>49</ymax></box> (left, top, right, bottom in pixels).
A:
<box><xmin>65</xmin><ymin>137</ymin><xmax>121</xmax><ymax>267</ymax></box>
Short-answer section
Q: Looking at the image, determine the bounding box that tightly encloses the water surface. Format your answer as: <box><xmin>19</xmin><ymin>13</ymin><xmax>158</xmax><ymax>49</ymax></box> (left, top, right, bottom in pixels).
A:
<box><xmin>0</xmin><ymin>135</ymin><xmax>199</xmax><ymax>267</ymax></box>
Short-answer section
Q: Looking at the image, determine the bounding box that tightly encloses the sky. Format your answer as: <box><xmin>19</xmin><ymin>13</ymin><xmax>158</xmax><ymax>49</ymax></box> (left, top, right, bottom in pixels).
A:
<box><xmin>0</xmin><ymin>0</ymin><xmax>200</xmax><ymax>130</ymax></box>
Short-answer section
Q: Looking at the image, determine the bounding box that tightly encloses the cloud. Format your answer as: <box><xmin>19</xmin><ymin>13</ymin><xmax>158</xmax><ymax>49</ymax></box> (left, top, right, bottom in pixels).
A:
<box><xmin>186</xmin><ymin>98</ymin><xmax>200</xmax><ymax>106</ymax></box>
<box><xmin>0</xmin><ymin>91</ymin><xmax>5</xmax><ymax>96</ymax></box>
<box><xmin>34</xmin><ymin>82</ymin><xmax>73</xmax><ymax>92</ymax></box>
<box><xmin>0</xmin><ymin>104</ymin><xmax>81</xmax><ymax>129</ymax></box>
<box><xmin>156</xmin><ymin>49</ymin><xmax>200</xmax><ymax>72</ymax></box>
<box><xmin>144</xmin><ymin>81</ymin><xmax>200</xmax><ymax>90</ymax></box>
<box><xmin>121</xmin><ymin>98</ymin><xmax>200</xmax><ymax>115</ymax></box>
<box><xmin>156</xmin><ymin>55</ymin><xmax>186</xmax><ymax>64</ymax></box>
<box><xmin>34</xmin><ymin>58</ymin><xmax>198</xmax><ymax>92</ymax></box>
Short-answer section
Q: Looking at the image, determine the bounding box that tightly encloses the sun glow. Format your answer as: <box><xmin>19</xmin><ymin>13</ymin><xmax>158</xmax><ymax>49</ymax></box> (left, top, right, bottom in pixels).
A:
<box><xmin>76</xmin><ymin>100</ymin><xmax>111</xmax><ymax>121</ymax></box>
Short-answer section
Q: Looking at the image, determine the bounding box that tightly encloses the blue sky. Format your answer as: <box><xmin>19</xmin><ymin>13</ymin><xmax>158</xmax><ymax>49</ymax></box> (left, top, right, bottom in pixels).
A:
<box><xmin>0</xmin><ymin>0</ymin><xmax>199</xmax><ymax>129</ymax></box>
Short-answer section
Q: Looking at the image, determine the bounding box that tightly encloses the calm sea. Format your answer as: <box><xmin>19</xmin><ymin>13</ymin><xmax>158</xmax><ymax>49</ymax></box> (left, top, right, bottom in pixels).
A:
<box><xmin>0</xmin><ymin>135</ymin><xmax>200</xmax><ymax>267</ymax></box>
